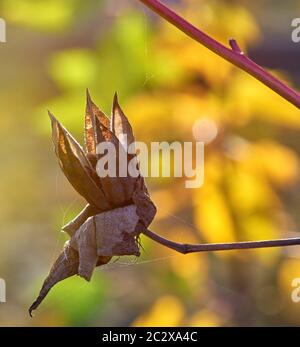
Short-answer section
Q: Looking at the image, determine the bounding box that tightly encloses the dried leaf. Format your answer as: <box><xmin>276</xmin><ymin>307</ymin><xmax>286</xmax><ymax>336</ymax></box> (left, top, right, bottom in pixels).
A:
<box><xmin>49</xmin><ymin>111</ymin><xmax>111</xmax><ymax>211</ymax></box>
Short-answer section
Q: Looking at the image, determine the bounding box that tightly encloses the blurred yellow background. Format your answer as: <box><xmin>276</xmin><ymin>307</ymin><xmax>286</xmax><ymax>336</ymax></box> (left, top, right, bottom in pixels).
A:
<box><xmin>0</xmin><ymin>0</ymin><xmax>300</xmax><ymax>326</ymax></box>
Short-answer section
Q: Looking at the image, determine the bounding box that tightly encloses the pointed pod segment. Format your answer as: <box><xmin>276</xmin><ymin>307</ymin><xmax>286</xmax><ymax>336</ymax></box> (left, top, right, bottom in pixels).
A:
<box><xmin>49</xmin><ymin>111</ymin><xmax>111</xmax><ymax>211</ymax></box>
<box><xmin>29</xmin><ymin>242</ymin><xmax>79</xmax><ymax>317</ymax></box>
<box><xmin>95</xmin><ymin>122</ymin><xmax>137</xmax><ymax>206</ymax></box>
<box><xmin>85</xmin><ymin>89</ymin><xmax>110</xmax><ymax>154</ymax></box>
<box><xmin>111</xmin><ymin>93</ymin><xmax>135</xmax><ymax>150</ymax></box>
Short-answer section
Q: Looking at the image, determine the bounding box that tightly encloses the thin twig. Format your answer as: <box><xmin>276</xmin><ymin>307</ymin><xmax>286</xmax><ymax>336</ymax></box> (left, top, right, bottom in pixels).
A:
<box><xmin>143</xmin><ymin>229</ymin><xmax>300</xmax><ymax>254</ymax></box>
<box><xmin>138</xmin><ymin>0</ymin><xmax>300</xmax><ymax>108</ymax></box>
<box><xmin>229</xmin><ymin>38</ymin><xmax>243</xmax><ymax>54</ymax></box>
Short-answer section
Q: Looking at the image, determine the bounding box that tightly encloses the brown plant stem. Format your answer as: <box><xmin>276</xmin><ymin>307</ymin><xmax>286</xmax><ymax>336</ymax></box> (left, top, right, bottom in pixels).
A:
<box><xmin>139</xmin><ymin>0</ymin><xmax>300</xmax><ymax>109</ymax></box>
<box><xmin>143</xmin><ymin>229</ymin><xmax>300</xmax><ymax>254</ymax></box>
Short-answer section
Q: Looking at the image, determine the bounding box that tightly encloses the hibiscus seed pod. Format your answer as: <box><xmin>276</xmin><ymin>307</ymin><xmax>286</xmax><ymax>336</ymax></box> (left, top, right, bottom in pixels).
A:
<box><xmin>30</xmin><ymin>91</ymin><xmax>156</xmax><ymax>316</ymax></box>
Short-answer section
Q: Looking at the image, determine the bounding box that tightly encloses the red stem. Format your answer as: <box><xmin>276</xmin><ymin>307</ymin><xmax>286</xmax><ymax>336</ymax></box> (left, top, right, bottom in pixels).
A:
<box><xmin>139</xmin><ymin>0</ymin><xmax>300</xmax><ymax>109</ymax></box>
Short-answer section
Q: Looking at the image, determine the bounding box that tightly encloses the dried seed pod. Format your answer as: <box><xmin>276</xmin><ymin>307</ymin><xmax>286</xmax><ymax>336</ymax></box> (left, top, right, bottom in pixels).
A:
<box><xmin>30</xmin><ymin>91</ymin><xmax>156</xmax><ymax>316</ymax></box>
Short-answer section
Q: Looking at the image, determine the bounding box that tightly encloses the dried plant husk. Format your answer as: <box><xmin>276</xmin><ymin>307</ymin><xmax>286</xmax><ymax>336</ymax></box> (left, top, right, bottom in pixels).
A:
<box><xmin>63</xmin><ymin>92</ymin><xmax>151</xmax><ymax>235</ymax></box>
<box><xmin>30</xmin><ymin>92</ymin><xmax>156</xmax><ymax>316</ymax></box>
